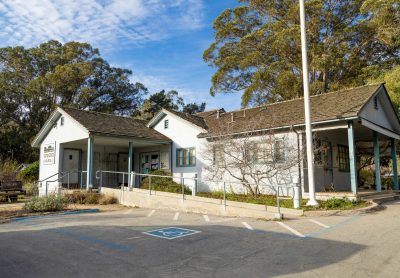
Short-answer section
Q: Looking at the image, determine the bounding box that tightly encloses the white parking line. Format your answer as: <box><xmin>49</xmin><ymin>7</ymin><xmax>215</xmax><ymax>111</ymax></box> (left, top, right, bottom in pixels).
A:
<box><xmin>308</xmin><ymin>219</ymin><xmax>330</xmax><ymax>228</ymax></box>
<box><xmin>203</xmin><ymin>215</ymin><xmax>210</xmax><ymax>222</ymax></box>
<box><xmin>242</xmin><ymin>222</ymin><xmax>254</xmax><ymax>230</ymax></box>
<box><xmin>277</xmin><ymin>221</ymin><xmax>305</xmax><ymax>238</ymax></box>
<box><xmin>173</xmin><ymin>212</ymin><xmax>179</xmax><ymax>221</ymax></box>
<box><xmin>147</xmin><ymin>210</ymin><xmax>155</xmax><ymax>217</ymax></box>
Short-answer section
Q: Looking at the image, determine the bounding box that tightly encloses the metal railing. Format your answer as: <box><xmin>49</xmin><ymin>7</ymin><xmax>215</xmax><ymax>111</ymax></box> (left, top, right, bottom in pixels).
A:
<box><xmin>95</xmin><ymin>170</ymin><xmax>301</xmax><ymax>213</ymax></box>
<box><xmin>38</xmin><ymin>170</ymin><xmax>88</xmax><ymax>196</ymax></box>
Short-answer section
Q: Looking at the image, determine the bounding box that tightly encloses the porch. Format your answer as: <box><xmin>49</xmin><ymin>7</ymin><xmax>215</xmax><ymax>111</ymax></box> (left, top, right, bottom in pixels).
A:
<box><xmin>302</xmin><ymin>119</ymin><xmax>399</xmax><ymax>200</ymax></box>
<box><xmin>60</xmin><ymin>135</ymin><xmax>172</xmax><ymax>189</ymax></box>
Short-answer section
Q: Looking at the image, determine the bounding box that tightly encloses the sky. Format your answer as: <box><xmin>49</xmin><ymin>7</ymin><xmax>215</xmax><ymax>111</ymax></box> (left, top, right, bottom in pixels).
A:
<box><xmin>0</xmin><ymin>0</ymin><xmax>242</xmax><ymax>111</ymax></box>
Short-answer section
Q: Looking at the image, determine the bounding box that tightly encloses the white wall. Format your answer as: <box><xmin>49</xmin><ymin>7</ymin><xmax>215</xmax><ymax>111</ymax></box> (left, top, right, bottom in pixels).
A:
<box><xmin>38</xmin><ymin>113</ymin><xmax>88</xmax><ymax>194</ymax></box>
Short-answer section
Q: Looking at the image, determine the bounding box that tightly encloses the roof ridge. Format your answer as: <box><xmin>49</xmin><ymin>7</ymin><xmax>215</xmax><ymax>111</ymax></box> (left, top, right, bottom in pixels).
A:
<box><xmin>61</xmin><ymin>106</ymin><xmax>145</xmax><ymax>121</ymax></box>
<box><xmin>224</xmin><ymin>83</ymin><xmax>384</xmax><ymax>114</ymax></box>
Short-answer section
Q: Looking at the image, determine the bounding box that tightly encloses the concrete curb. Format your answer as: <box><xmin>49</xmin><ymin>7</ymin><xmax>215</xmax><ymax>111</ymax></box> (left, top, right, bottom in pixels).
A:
<box><xmin>7</xmin><ymin>209</ymin><xmax>100</xmax><ymax>223</ymax></box>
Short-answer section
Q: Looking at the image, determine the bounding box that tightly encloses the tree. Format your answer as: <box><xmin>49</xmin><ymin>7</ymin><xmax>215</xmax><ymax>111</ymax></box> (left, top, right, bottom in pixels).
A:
<box><xmin>0</xmin><ymin>40</ymin><xmax>147</xmax><ymax>162</ymax></box>
<box><xmin>137</xmin><ymin>90</ymin><xmax>206</xmax><ymax>121</ymax></box>
<box><xmin>204</xmin><ymin>0</ymin><xmax>400</xmax><ymax>107</ymax></box>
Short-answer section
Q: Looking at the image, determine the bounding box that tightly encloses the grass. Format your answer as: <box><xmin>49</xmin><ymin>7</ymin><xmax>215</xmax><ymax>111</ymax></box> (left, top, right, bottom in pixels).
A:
<box><xmin>302</xmin><ymin>198</ymin><xmax>368</xmax><ymax>211</ymax></box>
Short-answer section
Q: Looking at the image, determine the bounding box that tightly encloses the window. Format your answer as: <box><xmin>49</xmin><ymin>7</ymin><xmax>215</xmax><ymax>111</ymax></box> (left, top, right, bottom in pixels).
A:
<box><xmin>176</xmin><ymin>148</ymin><xmax>196</xmax><ymax>167</ymax></box>
<box><xmin>213</xmin><ymin>145</ymin><xmax>224</xmax><ymax>166</ymax></box>
<box><xmin>249</xmin><ymin>139</ymin><xmax>285</xmax><ymax>163</ymax></box>
<box><xmin>374</xmin><ymin>96</ymin><xmax>378</xmax><ymax>110</ymax></box>
<box><xmin>338</xmin><ymin>145</ymin><xmax>350</xmax><ymax>172</ymax></box>
<box><xmin>255</xmin><ymin>142</ymin><xmax>274</xmax><ymax>163</ymax></box>
<box><xmin>60</xmin><ymin>116</ymin><xmax>64</xmax><ymax>126</ymax></box>
<box><xmin>164</xmin><ymin>119</ymin><xmax>169</xmax><ymax>129</ymax></box>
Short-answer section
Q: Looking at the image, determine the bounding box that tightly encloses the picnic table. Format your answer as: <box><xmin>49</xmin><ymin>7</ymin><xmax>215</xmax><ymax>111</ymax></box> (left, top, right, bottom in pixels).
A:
<box><xmin>0</xmin><ymin>181</ymin><xmax>25</xmax><ymax>202</ymax></box>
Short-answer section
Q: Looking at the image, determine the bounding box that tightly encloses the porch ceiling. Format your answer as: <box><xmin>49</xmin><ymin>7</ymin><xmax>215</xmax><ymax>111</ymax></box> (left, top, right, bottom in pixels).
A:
<box><xmin>61</xmin><ymin>136</ymin><xmax>170</xmax><ymax>149</ymax></box>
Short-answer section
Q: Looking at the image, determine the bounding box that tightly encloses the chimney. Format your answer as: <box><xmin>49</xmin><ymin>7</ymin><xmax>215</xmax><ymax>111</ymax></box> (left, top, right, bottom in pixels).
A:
<box><xmin>231</xmin><ymin>113</ymin><xmax>234</xmax><ymax>122</ymax></box>
<box><xmin>216</xmin><ymin>110</ymin><xmax>220</xmax><ymax>119</ymax></box>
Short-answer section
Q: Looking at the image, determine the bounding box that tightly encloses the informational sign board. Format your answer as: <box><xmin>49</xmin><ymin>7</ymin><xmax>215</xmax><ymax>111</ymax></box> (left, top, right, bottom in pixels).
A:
<box><xmin>43</xmin><ymin>143</ymin><xmax>56</xmax><ymax>165</ymax></box>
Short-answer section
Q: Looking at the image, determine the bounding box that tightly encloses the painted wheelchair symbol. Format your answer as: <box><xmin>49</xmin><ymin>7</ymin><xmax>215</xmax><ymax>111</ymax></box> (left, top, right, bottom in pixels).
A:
<box><xmin>143</xmin><ymin>227</ymin><xmax>201</xmax><ymax>240</ymax></box>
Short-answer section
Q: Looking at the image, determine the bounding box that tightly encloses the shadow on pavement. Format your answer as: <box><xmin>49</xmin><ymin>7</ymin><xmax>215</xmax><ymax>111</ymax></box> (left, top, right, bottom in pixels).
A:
<box><xmin>0</xmin><ymin>223</ymin><xmax>365</xmax><ymax>278</ymax></box>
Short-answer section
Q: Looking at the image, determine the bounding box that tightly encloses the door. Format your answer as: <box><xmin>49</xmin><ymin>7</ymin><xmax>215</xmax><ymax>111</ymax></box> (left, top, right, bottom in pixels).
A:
<box><xmin>140</xmin><ymin>152</ymin><xmax>160</xmax><ymax>174</ymax></box>
<box><xmin>118</xmin><ymin>153</ymin><xmax>129</xmax><ymax>185</ymax></box>
<box><xmin>105</xmin><ymin>153</ymin><xmax>118</xmax><ymax>187</ymax></box>
<box><xmin>62</xmin><ymin>149</ymin><xmax>80</xmax><ymax>185</ymax></box>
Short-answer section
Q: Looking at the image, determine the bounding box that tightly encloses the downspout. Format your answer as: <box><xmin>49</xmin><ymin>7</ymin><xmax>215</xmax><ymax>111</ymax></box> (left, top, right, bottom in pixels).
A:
<box><xmin>292</xmin><ymin>127</ymin><xmax>303</xmax><ymax>194</ymax></box>
<box><xmin>170</xmin><ymin>142</ymin><xmax>173</xmax><ymax>175</ymax></box>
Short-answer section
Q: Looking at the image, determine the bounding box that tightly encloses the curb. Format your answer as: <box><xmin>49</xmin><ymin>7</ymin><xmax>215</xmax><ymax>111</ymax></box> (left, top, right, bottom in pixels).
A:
<box><xmin>9</xmin><ymin>209</ymin><xmax>100</xmax><ymax>223</ymax></box>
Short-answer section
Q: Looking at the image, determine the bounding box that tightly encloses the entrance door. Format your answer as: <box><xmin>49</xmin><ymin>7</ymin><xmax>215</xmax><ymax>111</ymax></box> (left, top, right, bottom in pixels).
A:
<box><xmin>106</xmin><ymin>153</ymin><xmax>118</xmax><ymax>187</ymax></box>
<box><xmin>118</xmin><ymin>153</ymin><xmax>129</xmax><ymax>185</ymax></box>
<box><xmin>62</xmin><ymin>149</ymin><xmax>80</xmax><ymax>185</ymax></box>
<box><xmin>140</xmin><ymin>152</ymin><xmax>160</xmax><ymax>174</ymax></box>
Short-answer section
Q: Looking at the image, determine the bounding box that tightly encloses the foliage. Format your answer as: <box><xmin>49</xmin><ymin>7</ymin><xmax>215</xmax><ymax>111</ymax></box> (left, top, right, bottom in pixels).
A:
<box><xmin>204</xmin><ymin>0</ymin><xmax>400</xmax><ymax>107</ymax></box>
<box><xmin>23</xmin><ymin>182</ymin><xmax>39</xmax><ymax>196</ymax></box>
<box><xmin>65</xmin><ymin>191</ymin><xmax>118</xmax><ymax>205</ymax></box>
<box><xmin>0</xmin><ymin>158</ymin><xmax>18</xmax><ymax>181</ymax></box>
<box><xmin>24</xmin><ymin>195</ymin><xmax>68</xmax><ymax>212</ymax></box>
<box><xmin>18</xmin><ymin>161</ymin><xmax>39</xmax><ymax>182</ymax></box>
<box><xmin>303</xmin><ymin>198</ymin><xmax>368</xmax><ymax>210</ymax></box>
<box><xmin>140</xmin><ymin>170</ymin><xmax>192</xmax><ymax>194</ymax></box>
<box><xmin>136</xmin><ymin>90</ymin><xmax>206</xmax><ymax>121</ymax></box>
<box><xmin>0</xmin><ymin>40</ymin><xmax>148</xmax><ymax>162</ymax></box>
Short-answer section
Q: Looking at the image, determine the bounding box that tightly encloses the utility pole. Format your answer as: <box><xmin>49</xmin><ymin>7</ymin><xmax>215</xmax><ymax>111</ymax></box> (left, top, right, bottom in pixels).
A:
<box><xmin>299</xmin><ymin>0</ymin><xmax>318</xmax><ymax>206</ymax></box>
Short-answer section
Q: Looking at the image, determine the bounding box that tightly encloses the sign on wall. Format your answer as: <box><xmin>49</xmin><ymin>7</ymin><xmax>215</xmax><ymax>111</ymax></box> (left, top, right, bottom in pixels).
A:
<box><xmin>43</xmin><ymin>143</ymin><xmax>56</xmax><ymax>165</ymax></box>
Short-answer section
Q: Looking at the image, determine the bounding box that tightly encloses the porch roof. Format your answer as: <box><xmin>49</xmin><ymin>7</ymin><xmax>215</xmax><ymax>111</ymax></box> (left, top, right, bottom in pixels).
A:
<box><xmin>61</xmin><ymin>107</ymin><xmax>171</xmax><ymax>142</ymax></box>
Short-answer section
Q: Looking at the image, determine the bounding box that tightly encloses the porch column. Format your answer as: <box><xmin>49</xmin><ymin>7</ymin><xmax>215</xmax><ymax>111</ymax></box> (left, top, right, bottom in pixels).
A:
<box><xmin>373</xmin><ymin>131</ymin><xmax>382</xmax><ymax>192</ymax></box>
<box><xmin>86</xmin><ymin>136</ymin><xmax>94</xmax><ymax>190</ymax></box>
<box><xmin>347</xmin><ymin>121</ymin><xmax>357</xmax><ymax>194</ymax></box>
<box><xmin>391</xmin><ymin>138</ymin><xmax>399</xmax><ymax>191</ymax></box>
<box><xmin>128</xmin><ymin>142</ymin><xmax>133</xmax><ymax>186</ymax></box>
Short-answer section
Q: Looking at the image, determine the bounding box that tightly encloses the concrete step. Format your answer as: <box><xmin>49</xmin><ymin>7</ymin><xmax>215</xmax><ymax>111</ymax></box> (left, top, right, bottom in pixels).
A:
<box><xmin>360</xmin><ymin>192</ymin><xmax>400</xmax><ymax>204</ymax></box>
<box><xmin>358</xmin><ymin>191</ymin><xmax>399</xmax><ymax>198</ymax></box>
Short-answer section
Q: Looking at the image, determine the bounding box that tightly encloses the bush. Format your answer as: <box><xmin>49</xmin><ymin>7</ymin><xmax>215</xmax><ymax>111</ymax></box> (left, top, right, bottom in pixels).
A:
<box><xmin>23</xmin><ymin>182</ymin><xmax>39</xmax><ymax>196</ymax></box>
<box><xmin>18</xmin><ymin>161</ymin><xmax>39</xmax><ymax>182</ymax></box>
<box><xmin>24</xmin><ymin>195</ymin><xmax>68</xmax><ymax>212</ymax></box>
<box><xmin>140</xmin><ymin>170</ymin><xmax>192</xmax><ymax>194</ymax></box>
<box><xmin>99</xmin><ymin>195</ymin><xmax>118</xmax><ymax>205</ymax></box>
<box><xmin>65</xmin><ymin>191</ymin><xmax>118</xmax><ymax>205</ymax></box>
<box><xmin>0</xmin><ymin>159</ymin><xmax>18</xmax><ymax>181</ymax></box>
<box><xmin>304</xmin><ymin>198</ymin><xmax>367</xmax><ymax>210</ymax></box>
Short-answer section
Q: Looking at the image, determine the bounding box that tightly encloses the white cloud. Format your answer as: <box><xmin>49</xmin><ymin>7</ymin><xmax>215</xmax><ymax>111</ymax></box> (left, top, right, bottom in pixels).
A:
<box><xmin>0</xmin><ymin>0</ymin><xmax>205</xmax><ymax>49</ymax></box>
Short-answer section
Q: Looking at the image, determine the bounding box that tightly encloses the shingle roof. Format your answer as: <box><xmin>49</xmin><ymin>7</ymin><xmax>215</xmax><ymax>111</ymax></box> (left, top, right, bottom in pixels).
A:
<box><xmin>61</xmin><ymin>107</ymin><xmax>171</xmax><ymax>141</ymax></box>
<box><xmin>197</xmin><ymin>83</ymin><xmax>383</xmax><ymax>138</ymax></box>
<box><xmin>165</xmin><ymin>108</ymin><xmax>208</xmax><ymax>130</ymax></box>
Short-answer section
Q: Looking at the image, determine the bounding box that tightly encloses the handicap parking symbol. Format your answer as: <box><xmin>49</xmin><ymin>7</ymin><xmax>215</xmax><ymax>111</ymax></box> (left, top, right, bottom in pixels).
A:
<box><xmin>143</xmin><ymin>227</ymin><xmax>201</xmax><ymax>239</ymax></box>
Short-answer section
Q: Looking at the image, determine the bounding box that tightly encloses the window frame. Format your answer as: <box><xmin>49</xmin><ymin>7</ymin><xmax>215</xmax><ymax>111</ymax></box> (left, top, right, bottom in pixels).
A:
<box><xmin>176</xmin><ymin>147</ymin><xmax>196</xmax><ymax>167</ymax></box>
<box><xmin>337</xmin><ymin>144</ymin><xmax>350</xmax><ymax>172</ymax></box>
<box><xmin>252</xmin><ymin>139</ymin><xmax>286</xmax><ymax>164</ymax></box>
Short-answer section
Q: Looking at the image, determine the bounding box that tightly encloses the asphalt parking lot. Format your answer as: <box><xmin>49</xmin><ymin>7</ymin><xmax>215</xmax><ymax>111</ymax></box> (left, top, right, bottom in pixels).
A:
<box><xmin>1</xmin><ymin>202</ymin><xmax>400</xmax><ymax>278</ymax></box>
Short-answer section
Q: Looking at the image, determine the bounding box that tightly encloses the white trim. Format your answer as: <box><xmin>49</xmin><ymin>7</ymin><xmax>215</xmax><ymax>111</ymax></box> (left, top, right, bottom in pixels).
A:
<box><xmin>361</xmin><ymin>118</ymin><xmax>400</xmax><ymax>139</ymax></box>
<box><xmin>31</xmin><ymin>110</ymin><xmax>61</xmax><ymax>147</ymax></box>
<box><xmin>148</xmin><ymin>108</ymin><xmax>207</xmax><ymax>132</ymax></box>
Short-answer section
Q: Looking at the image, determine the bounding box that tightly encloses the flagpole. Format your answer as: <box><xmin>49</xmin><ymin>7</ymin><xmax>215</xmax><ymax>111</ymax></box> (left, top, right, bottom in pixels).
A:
<box><xmin>299</xmin><ymin>0</ymin><xmax>318</xmax><ymax>206</ymax></box>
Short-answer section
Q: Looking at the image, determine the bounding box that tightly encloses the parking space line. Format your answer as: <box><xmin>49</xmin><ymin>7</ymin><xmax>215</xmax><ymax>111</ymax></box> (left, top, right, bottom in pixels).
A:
<box><xmin>308</xmin><ymin>219</ymin><xmax>330</xmax><ymax>228</ymax></box>
<box><xmin>173</xmin><ymin>212</ymin><xmax>179</xmax><ymax>221</ymax></box>
<box><xmin>147</xmin><ymin>210</ymin><xmax>155</xmax><ymax>217</ymax></box>
<box><xmin>242</xmin><ymin>222</ymin><xmax>254</xmax><ymax>230</ymax></box>
<box><xmin>277</xmin><ymin>222</ymin><xmax>305</xmax><ymax>238</ymax></box>
<box><xmin>203</xmin><ymin>215</ymin><xmax>210</xmax><ymax>222</ymax></box>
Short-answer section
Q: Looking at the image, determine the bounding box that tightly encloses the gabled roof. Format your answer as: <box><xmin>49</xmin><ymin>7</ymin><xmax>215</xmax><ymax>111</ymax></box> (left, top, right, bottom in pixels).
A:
<box><xmin>61</xmin><ymin>107</ymin><xmax>171</xmax><ymax>141</ymax></box>
<box><xmin>32</xmin><ymin>107</ymin><xmax>171</xmax><ymax>147</ymax></box>
<box><xmin>147</xmin><ymin>108</ymin><xmax>208</xmax><ymax>130</ymax></box>
<box><xmin>197</xmin><ymin>83</ymin><xmax>388</xmax><ymax>138</ymax></box>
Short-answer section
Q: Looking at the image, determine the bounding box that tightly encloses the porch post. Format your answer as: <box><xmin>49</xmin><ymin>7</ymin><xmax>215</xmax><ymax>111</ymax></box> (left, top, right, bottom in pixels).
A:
<box><xmin>347</xmin><ymin>121</ymin><xmax>357</xmax><ymax>195</ymax></box>
<box><xmin>128</xmin><ymin>142</ymin><xmax>133</xmax><ymax>186</ymax></box>
<box><xmin>391</xmin><ymin>138</ymin><xmax>399</xmax><ymax>191</ymax></box>
<box><xmin>86</xmin><ymin>136</ymin><xmax>94</xmax><ymax>190</ymax></box>
<box><xmin>373</xmin><ymin>131</ymin><xmax>381</xmax><ymax>192</ymax></box>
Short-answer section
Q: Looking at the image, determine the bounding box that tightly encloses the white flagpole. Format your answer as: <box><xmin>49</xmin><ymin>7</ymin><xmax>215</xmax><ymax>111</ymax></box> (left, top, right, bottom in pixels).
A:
<box><xmin>299</xmin><ymin>0</ymin><xmax>318</xmax><ymax>206</ymax></box>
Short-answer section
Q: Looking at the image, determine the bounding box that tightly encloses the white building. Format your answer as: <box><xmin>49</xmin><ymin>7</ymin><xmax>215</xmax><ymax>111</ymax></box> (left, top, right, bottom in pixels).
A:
<box><xmin>32</xmin><ymin>83</ymin><xmax>400</xmax><ymax>199</ymax></box>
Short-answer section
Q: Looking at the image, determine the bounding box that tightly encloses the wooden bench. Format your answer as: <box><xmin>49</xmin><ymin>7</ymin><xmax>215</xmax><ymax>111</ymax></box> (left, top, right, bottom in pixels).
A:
<box><xmin>0</xmin><ymin>181</ymin><xmax>25</xmax><ymax>202</ymax></box>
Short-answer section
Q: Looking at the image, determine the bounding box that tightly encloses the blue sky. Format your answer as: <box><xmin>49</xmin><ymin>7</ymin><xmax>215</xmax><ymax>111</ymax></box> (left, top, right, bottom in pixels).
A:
<box><xmin>0</xmin><ymin>0</ymin><xmax>242</xmax><ymax>111</ymax></box>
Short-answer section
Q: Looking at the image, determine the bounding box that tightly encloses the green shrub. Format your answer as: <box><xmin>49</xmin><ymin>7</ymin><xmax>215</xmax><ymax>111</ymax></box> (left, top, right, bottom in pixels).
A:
<box><xmin>0</xmin><ymin>159</ymin><xmax>18</xmax><ymax>181</ymax></box>
<box><xmin>18</xmin><ymin>161</ymin><xmax>39</xmax><ymax>182</ymax></box>
<box><xmin>23</xmin><ymin>182</ymin><xmax>39</xmax><ymax>196</ymax></box>
<box><xmin>304</xmin><ymin>198</ymin><xmax>367</xmax><ymax>210</ymax></box>
<box><xmin>24</xmin><ymin>195</ymin><xmax>68</xmax><ymax>212</ymax></box>
<box><xmin>85</xmin><ymin>193</ymin><xmax>101</xmax><ymax>204</ymax></box>
<box><xmin>99</xmin><ymin>195</ymin><xmax>118</xmax><ymax>205</ymax></box>
<box><xmin>140</xmin><ymin>170</ymin><xmax>192</xmax><ymax>194</ymax></box>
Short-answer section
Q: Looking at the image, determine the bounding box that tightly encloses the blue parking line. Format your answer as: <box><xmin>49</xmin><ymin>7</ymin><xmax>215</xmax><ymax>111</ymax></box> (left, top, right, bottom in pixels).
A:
<box><xmin>11</xmin><ymin>209</ymin><xmax>100</xmax><ymax>223</ymax></box>
<box><xmin>52</xmin><ymin>228</ymin><xmax>130</xmax><ymax>252</ymax></box>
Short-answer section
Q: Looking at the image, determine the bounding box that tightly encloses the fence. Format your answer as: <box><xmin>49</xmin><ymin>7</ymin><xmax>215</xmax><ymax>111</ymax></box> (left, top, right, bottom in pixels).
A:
<box><xmin>95</xmin><ymin>170</ymin><xmax>301</xmax><ymax>212</ymax></box>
